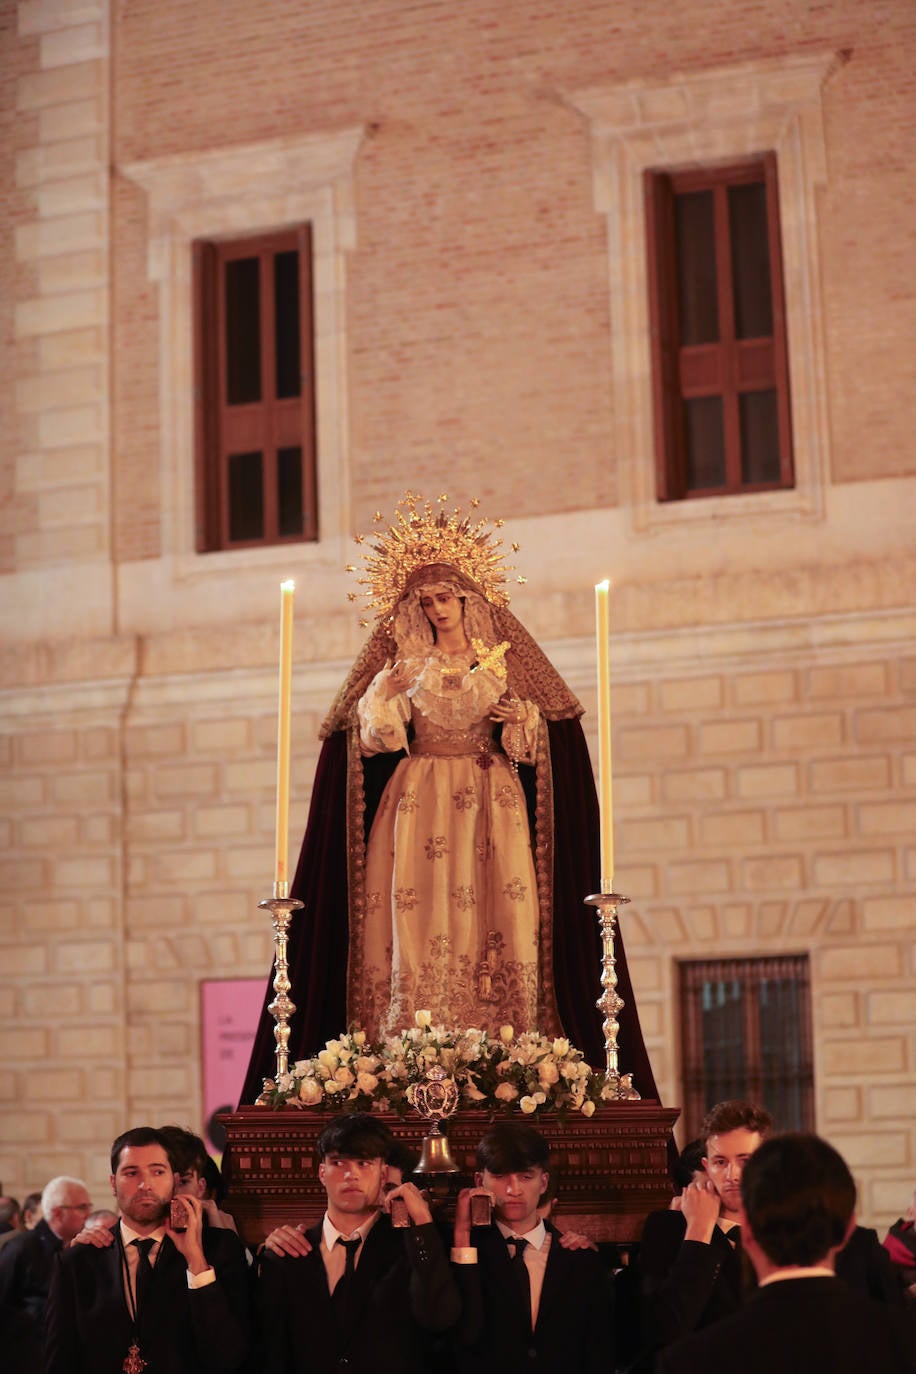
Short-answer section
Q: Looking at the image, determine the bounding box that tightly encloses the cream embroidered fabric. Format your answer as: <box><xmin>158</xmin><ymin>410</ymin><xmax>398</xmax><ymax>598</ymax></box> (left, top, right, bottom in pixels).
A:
<box><xmin>357</xmin><ymin>649</ymin><xmax>540</xmax><ymax>1037</ymax></box>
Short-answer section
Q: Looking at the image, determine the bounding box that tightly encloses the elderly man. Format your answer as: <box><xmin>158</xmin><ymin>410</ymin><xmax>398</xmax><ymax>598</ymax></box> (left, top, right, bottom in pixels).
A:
<box><xmin>0</xmin><ymin>1175</ymin><xmax>92</xmax><ymax>1373</ymax></box>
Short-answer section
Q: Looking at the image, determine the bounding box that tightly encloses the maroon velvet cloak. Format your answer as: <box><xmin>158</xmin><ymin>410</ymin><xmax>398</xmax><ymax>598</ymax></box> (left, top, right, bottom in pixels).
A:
<box><xmin>240</xmin><ymin>716</ymin><xmax>657</xmax><ymax>1106</ymax></box>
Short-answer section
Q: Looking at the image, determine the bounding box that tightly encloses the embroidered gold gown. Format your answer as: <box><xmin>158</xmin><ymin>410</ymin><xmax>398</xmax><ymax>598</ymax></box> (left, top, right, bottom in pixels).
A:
<box><xmin>357</xmin><ymin>646</ymin><xmax>540</xmax><ymax>1038</ymax></box>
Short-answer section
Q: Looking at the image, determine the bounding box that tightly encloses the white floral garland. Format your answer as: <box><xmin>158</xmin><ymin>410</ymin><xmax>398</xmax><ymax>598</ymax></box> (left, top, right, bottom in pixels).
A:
<box><xmin>266</xmin><ymin>1012</ymin><xmax>608</xmax><ymax>1119</ymax></box>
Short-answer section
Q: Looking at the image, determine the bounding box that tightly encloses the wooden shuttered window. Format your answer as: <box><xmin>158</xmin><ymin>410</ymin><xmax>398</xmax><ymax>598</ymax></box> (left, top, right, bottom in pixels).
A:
<box><xmin>193</xmin><ymin>226</ymin><xmax>317</xmax><ymax>552</ymax></box>
<box><xmin>646</xmin><ymin>155</ymin><xmax>794</xmax><ymax>501</ymax></box>
<box><xmin>679</xmin><ymin>954</ymin><xmax>814</xmax><ymax>1140</ymax></box>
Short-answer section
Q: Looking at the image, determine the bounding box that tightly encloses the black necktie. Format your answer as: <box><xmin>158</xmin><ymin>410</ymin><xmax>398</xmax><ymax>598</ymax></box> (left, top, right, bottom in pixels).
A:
<box><xmin>509</xmin><ymin>1236</ymin><xmax>531</xmax><ymax>1322</ymax></box>
<box><xmin>333</xmin><ymin>1236</ymin><xmax>361</xmax><ymax>1322</ymax></box>
<box><xmin>727</xmin><ymin>1225</ymin><xmax>742</xmax><ymax>1248</ymax></box>
<box><xmin>132</xmin><ymin>1238</ymin><xmax>155</xmax><ymax>1312</ymax></box>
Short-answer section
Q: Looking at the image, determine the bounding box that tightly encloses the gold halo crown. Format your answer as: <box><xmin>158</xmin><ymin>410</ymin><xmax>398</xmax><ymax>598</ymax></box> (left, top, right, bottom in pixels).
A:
<box><xmin>345</xmin><ymin>491</ymin><xmax>526</xmax><ymax>626</ymax></box>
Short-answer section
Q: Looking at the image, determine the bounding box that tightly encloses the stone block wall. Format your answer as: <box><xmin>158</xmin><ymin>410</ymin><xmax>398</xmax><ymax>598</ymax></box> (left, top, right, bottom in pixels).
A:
<box><xmin>1</xmin><ymin>0</ymin><xmax>915</xmax><ymax>1232</ymax></box>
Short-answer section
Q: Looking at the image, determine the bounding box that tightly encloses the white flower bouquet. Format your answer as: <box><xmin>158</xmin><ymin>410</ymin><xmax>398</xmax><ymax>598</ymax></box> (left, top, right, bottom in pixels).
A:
<box><xmin>266</xmin><ymin>1013</ymin><xmax>605</xmax><ymax>1118</ymax></box>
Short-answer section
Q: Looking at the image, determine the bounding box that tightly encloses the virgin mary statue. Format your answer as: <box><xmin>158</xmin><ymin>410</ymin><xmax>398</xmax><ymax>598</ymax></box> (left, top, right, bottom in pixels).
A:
<box><xmin>241</xmin><ymin>494</ymin><xmax>656</xmax><ymax>1103</ymax></box>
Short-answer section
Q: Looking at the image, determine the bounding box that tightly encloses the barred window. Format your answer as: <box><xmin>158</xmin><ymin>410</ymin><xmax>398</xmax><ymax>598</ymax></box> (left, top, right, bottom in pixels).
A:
<box><xmin>679</xmin><ymin>953</ymin><xmax>814</xmax><ymax>1138</ymax></box>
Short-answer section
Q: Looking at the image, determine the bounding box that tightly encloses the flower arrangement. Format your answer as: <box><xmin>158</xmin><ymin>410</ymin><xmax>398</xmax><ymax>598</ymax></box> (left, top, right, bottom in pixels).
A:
<box><xmin>266</xmin><ymin>1013</ymin><xmax>607</xmax><ymax>1118</ymax></box>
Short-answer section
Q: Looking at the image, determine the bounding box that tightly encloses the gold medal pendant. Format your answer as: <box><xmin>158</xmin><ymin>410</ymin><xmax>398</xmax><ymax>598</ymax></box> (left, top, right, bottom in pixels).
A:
<box><xmin>123</xmin><ymin>1342</ymin><xmax>147</xmax><ymax>1373</ymax></box>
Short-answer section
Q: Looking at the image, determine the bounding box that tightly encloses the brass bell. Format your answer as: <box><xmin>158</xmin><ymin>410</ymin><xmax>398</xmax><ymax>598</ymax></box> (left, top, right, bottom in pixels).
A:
<box><xmin>415</xmin><ymin>1122</ymin><xmax>459</xmax><ymax>1175</ymax></box>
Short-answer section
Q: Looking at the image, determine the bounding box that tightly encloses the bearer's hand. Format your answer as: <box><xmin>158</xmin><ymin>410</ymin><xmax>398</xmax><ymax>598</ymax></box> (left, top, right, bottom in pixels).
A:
<box><xmin>557</xmin><ymin>1229</ymin><xmax>598</xmax><ymax>1252</ymax></box>
<box><xmin>453</xmin><ymin>1186</ymin><xmax>493</xmax><ymax>1249</ymax></box>
<box><xmin>680</xmin><ymin>1177</ymin><xmax>720</xmax><ymax>1244</ymax></box>
<box><xmin>166</xmin><ymin>1193</ymin><xmax>209</xmax><ymax>1275</ymax></box>
<box><xmin>383</xmin><ymin>1181</ymin><xmax>433</xmax><ymax>1227</ymax></box>
<box><xmin>262</xmin><ymin>1223</ymin><xmax>312</xmax><ymax>1258</ymax></box>
<box><xmin>70</xmin><ymin>1225</ymin><xmax>115</xmax><ymax>1249</ymax></box>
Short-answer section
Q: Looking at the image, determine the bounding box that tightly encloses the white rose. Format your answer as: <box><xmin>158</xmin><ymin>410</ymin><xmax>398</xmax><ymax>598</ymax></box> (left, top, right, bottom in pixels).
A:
<box><xmin>499</xmin><ymin>1024</ymin><xmax>514</xmax><ymax>1044</ymax></box>
<box><xmin>324</xmin><ymin>1078</ymin><xmax>345</xmax><ymax>1093</ymax></box>
<box><xmin>317</xmin><ymin>1049</ymin><xmax>337</xmax><ymax>1070</ymax></box>
<box><xmin>299</xmin><ymin>1078</ymin><xmax>323</xmax><ymax>1105</ymax></box>
<box><xmin>334</xmin><ymin>1066</ymin><xmax>355</xmax><ymax>1086</ymax></box>
<box><xmin>356</xmin><ymin>1072</ymin><xmax>379</xmax><ymax>1094</ymax></box>
<box><xmin>538</xmin><ymin>1060</ymin><xmax>560</xmax><ymax>1085</ymax></box>
<box><xmin>352</xmin><ymin>1030</ymin><xmax>367</xmax><ymax>1047</ymax></box>
<box><xmin>415</xmin><ymin>1010</ymin><xmax>432</xmax><ymax>1028</ymax></box>
<box><xmin>552</xmin><ymin>1038</ymin><xmax>570</xmax><ymax>1058</ymax></box>
<box><xmin>495</xmin><ymin>1082</ymin><xmax>519</xmax><ymax>1102</ymax></box>
<box><xmin>519</xmin><ymin>1096</ymin><xmax>538</xmax><ymax>1114</ymax></box>
<box><xmin>581</xmin><ymin>1099</ymin><xmax>596</xmax><ymax>1118</ymax></box>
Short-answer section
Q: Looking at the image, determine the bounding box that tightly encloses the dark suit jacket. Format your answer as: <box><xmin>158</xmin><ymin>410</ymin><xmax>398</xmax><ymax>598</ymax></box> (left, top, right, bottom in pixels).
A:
<box><xmin>258</xmin><ymin>1214</ymin><xmax>460</xmax><ymax>1373</ymax></box>
<box><xmin>655</xmin><ymin>1276</ymin><xmax>916</xmax><ymax>1374</ymax></box>
<box><xmin>44</xmin><ymin>1224</ymin><xmax>251</xmax><ymax>1374</ymax></box>
<box><xmin>637</xmin><ymin>1208</ymin><xmax>745</xmax><ymax>1353</ymax></box>
<box><xmin>637</xmin><ymin>1209</ymin><xmax>905</xmax><ymax>1368</ymax></box>
<box><xmin>452</xmin><ymin>1222</ymin><xmax>614</xmax><ymax>1374</ymax></box>
<box><xmin>837</xmin><ymin>1224</ymin><xmax>904</xmax><ymax>1305</ymax></box>
<box><xmin>0</xmin><ymin>1217</ymin><xmax>63</xmax><ymax>1373</ymax></box>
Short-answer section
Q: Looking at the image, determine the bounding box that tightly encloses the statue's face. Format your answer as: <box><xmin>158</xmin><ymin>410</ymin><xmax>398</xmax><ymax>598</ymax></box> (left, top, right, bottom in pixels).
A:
<box><xmin>420</xmin><ymin>588</ymin><xmax>464</xmax><ymax>636</ymax></box>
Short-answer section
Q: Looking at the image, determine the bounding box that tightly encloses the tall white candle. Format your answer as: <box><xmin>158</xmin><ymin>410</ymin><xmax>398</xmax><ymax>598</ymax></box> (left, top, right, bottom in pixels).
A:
<box><xmin>275</xmin><ymin>580</ymin><xmax>295</xmax><ymax>889</ymax></box>
<box><xmin>595</xmin><ymin>579</ymin><xmax>614</xmax><ymax>891</ymax></box>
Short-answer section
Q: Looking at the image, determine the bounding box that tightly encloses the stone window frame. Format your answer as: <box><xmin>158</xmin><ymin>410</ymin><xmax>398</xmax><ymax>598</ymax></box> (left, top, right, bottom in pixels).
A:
<box><xmin>122</xmin><ymin>128</ymin><xmax>363</xmax><ymax>578</ymax></box>
<box><xmin>569</xmin><ymin>52</ymin><xmax>845</xmax><ymax>535</ymax></box>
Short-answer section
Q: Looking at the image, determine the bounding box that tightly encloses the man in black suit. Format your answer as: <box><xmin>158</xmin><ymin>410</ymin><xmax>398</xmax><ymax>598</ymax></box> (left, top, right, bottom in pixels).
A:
<box><xmin>451</xmin><ymin>1121</ymin><xmax>614</xmax><ymax>1373</ymax></box>
<box><xmin>656</xmin><ymin>1133</ymin><xmax>916</xmax><ymax>1373</ymax></box>
<box><xmin>637</xmin><ymin>1098</ymin><xmax>773</xmax><ymax>1360</ymax></box>
<box><xmin>258</xmin><ymin>1112</ymin><xmax>460</xmax><ymax>1372</ymax></box>
<box><xmin>0</xmin><ymin>1174</ymin><xmax>92</xmax><ymax>1373</ymax></box>
<box><xmin>637</xmin><ymin>1098</ymin><xmax>902</xmax><ymax>1367</ymax></box>
<box><xmin>45</xmin><ymin>1126</ymin><xmax>250</xmax><ymax>1374</ymax></box>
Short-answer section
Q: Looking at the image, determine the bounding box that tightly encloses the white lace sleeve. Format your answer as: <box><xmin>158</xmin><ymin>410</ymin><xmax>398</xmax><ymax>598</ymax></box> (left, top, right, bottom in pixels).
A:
<box><xmin>358</xmin><ymin>667</ymin><xmax>411</xmax><ymax>755</ymax></box>
<box><xmin>500</xmin><ymin>699</ymin><xmax>540</xmax><ymax>766</ymax></box>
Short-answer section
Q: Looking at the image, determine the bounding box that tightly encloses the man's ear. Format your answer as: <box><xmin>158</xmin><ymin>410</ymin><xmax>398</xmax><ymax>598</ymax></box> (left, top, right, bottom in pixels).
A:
<box><xmin>474</xmin><ymin>1171</ymin><xmax>484</xmax><ymax>1188</ymax></box>
<box><xmin>318</xmin><ymin>1161</ymin><xmax>327</xmax><ymax>1188</ymax></box>
<box><xmin>538</xmin><ymin>1171</ymin><xmax>550</xmax><ymax>1199</ymax></box>
<box><xmin>110</xmin><ymin>1174</ymin><xmax>117</xmax><ymax>1198</ymax></box>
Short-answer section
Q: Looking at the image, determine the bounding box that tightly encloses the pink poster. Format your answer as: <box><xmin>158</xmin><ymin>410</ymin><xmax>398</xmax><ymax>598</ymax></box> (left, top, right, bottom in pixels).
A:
<box><xmin>200</xmin><ymin>978</ymin><xmax>265</xmax><ymax>1157</ymax></box>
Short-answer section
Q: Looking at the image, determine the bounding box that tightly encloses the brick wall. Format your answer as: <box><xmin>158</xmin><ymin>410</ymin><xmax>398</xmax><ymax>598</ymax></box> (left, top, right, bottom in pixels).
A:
<box><xmin>1</xmin><ymin>0</ymin><xmax>915</xmax><ymax>1230</ymax></box>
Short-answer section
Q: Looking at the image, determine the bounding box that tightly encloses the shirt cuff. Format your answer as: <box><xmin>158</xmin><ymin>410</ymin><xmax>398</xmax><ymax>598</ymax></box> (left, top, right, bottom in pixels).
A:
<box><xmin>451</xmin><ymin>1247</ymin><xmax>478</xmax><ymax>1264</ymax></box>
<box><xmin>186</xmin><ymin>1266</ymin><xmax>216</xmax><ymax>1289</ymax></box>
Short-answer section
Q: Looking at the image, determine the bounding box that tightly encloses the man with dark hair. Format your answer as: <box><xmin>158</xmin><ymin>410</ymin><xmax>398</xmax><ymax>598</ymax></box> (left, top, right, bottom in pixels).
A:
<box><xmin>0</xmin><ymin>1196</ymin><xmax>21</xmax><ymax>1235</ymax></box>
<box><xmin>0</xmin><ymin>1193</ymin><xmax>41</xmax><ymax>1255</ymax></box>
<box><xmin>259</xmin><ymin>1111</ymin><xmax>459</xmax><ymax>1372</ymax></box>
<box><xmin>657</xmin><ymin>1133</ymin><xmax>916</xmax><ymax>1373</ymax></box>
<box><xmin>451</xmin><ymin>1122</ymin><xmax>614</xmax><ymax>1373</ymax></box>
<box><xmin>260</xmin><ymin>1132</ymin><xmax>421</xmax><ymax>1259</ymax></box>
<box><xmin>159</xmin><ymin>1124</ymin><xmax>240</xmax><ymax>1232</ymax></box>
<box><xmin>670</xmin><ymin>1138</ymin><xmax>705</xmax><ymax>1195</ymax></box>
<box><xmin>637</xmin><ymin>1100</ymin><xmax>774</xmax><ymax>1358</ymax></box>
<box><xmin>45</xmin><ymin>1125</ymin><xmax>250</xmax><ymax>1373</ymax></box>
